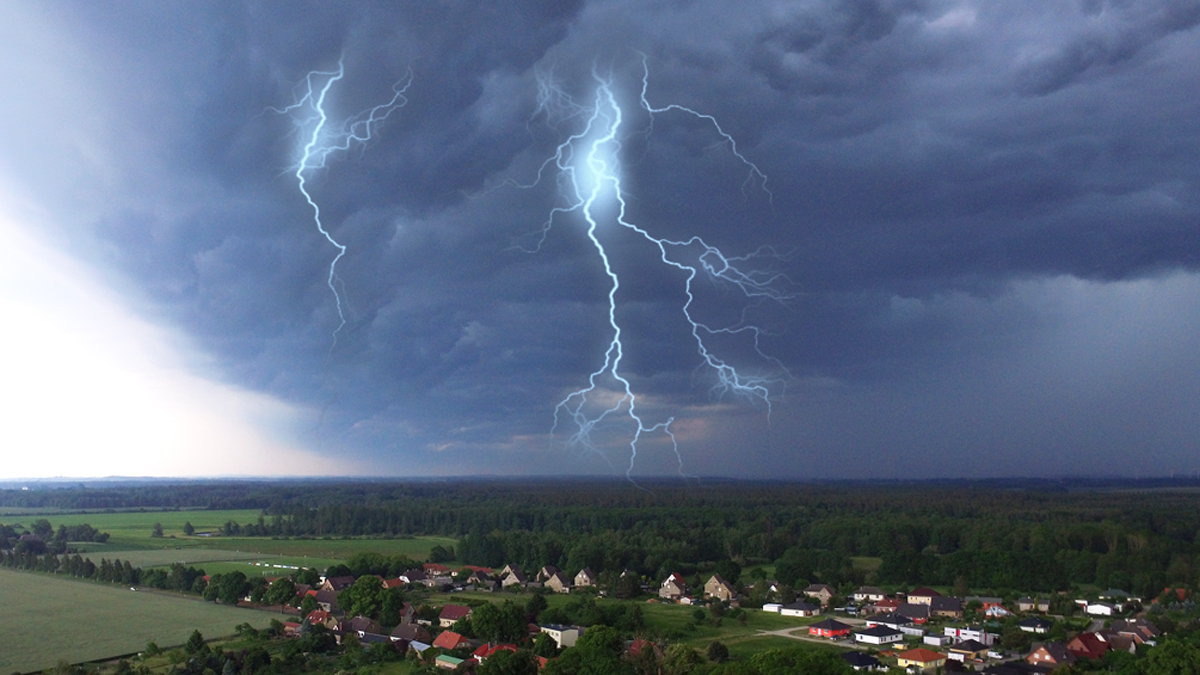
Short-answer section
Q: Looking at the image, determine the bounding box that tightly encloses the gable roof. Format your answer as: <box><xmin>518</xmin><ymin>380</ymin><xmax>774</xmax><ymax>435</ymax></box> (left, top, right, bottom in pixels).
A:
<box><xmin>855</xmin><ymin>625</ymin><xmax>903</xmax><ymax>638</ymax></box>
<box><xmin>909</xmin><ymin>587</ymin><xmax>940</xmax><ymax>598</ymax></box>
<box><xmin>439</xmin><ymin>605</ymin><xmax>472</xmax><ymax>622</ymax></box>
<box><xmin>433</xmin><ymin>631</ymin><xmax>471</xmax><ymax>650</ymax></box>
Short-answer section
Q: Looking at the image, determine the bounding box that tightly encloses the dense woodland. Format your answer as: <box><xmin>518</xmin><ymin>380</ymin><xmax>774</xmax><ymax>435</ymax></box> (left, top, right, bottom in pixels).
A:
<box><xmin>4</xmin><ymin>480</ymin><xmax>1200</xmax><ymax>598</ymax></box>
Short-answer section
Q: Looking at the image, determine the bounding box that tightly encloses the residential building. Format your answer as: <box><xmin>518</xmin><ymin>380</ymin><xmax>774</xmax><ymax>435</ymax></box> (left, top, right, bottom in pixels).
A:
<box><xmin>1018</xmin><ymin>617</ymin><xmax>1052</xmax><ymax>634</ymax></box>
<box><xmin>438</xmin><ymin>604</ymin><xmax>472</xmax><ymax>628</ymax></box>
<box><xmin>432</xmin><ymin>631</ymin><xmax>473</xmax><ymax>651</ymax></box>
<box><xmin>907</xmin><ymin>588</ymin><xmax>941</xmax><ymax>605</ymax></box>
<box><xmin>841</xmin><ymin>652</ymin><xmax>884</xmax><ymax>672</ymax></box>
<box><xmin>895</xmin><ymin>648</ymin><xmax>947</xmax><ymax>672</ymax></box>
<box><xmin>1067</xmin><ymin>633</ymin><xmax>1109</xmax><ymax>661</ymax></box>
<box><xmin>1026</xmin><ymin>642</ymin><xmax>1076</xmax><ymax>668</ymax></box>
<box><xmin>704</xmin><ymin>574</ymin><xmax>737</xmax><ymax>602</ymax></box>
<box><xmin>660</xmin><ymin>573</ymin><xmax>688</xmax><ymax>600</ymax></box>
<box><xmin>930</xmin><ymin>596</ymin><xmax>963</xmax><ymax>619</ymax></box>
<box><xmin>948</xmin><ymin>639</ymin><xmax>988</xmax><ymax>662</ymax></box>
<box><xmin>779</xmin><ymin>600</ymin><xmax>820</xmax><ymax>617</ymax></box>
<box><xmin>545</xmin><ymin>572</ymin><xmax>571</xmax><ymax>594</ymax></box>
<box><xmin>540</xmin><ymin>624</ymin><xmax>580</xmax><ymax>648</ymax></box>
<box><xmin>804</xmin><ymin>583</ymin><xmax>837</xmax><ymax>606</ymax></box>
<box><xmin>574</xmin><ymin>568</ymin><xmax>597</xmax><ymax>588</ymax></box>
<box><xmin>854</xmin><ymin>625</ymin><xmax>904</xmax><ymax>646</ymax></box>
<box><xmin>808</xmin><ymin>618</ymin><xmax>853</xmax><ymax>639</ymax></box>
<box><xmin>853</xmin><ymin>586</ymin><xmax>887</xmax><ymax>603</ymax></box>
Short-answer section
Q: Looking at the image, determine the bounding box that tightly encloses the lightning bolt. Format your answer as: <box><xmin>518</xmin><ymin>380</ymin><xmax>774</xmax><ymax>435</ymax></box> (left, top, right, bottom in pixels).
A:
<box><xmin>526</xmin><ymin>64</ymin><xmax>792</xmax><ymax>481</ymax></box>
<box><xmin>270</xmin><ymin>57</ymin><xmax>412</xmax><ymax>352</ymax></box>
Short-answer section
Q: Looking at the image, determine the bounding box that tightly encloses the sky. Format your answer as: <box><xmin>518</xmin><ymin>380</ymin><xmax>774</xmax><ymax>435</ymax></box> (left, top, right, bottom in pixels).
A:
<box><xmin>1</xmin><ymin>0</ymin><xmax>1198</xmax><ymax>480</ymax></box>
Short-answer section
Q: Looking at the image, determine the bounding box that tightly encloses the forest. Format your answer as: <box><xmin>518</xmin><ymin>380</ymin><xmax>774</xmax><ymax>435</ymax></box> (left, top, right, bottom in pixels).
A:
<box><xmin>4</xmin><ymin>479</ymin><xmax>1200</xmax><ymax>598</ymax></box>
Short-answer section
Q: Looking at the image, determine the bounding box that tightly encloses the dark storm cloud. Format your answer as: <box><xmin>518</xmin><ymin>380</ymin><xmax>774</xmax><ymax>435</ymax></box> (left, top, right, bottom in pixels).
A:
<box><xmin>12</xmin><ymin>0</ymin><xmax>1200</xmax><ymax>475</ymax></box>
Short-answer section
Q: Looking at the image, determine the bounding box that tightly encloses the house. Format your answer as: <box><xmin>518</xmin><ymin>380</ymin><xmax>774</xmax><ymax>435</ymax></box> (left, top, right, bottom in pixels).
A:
<box><xmin>1111</xmin><ymin>618</ymin><xmax>1159</xmax><ymax>644</ymax></box>
<box><xmin>985</xmin><ymin>605</ymin><xmax>1012</xmax><ymax>618</ymax></box>
<box><xmin>965</xmin><ymin>596</ymin><xmax>1004</xmax><ymax>610</ymax></box>
<box><xmin>779</xmin><ymin>600</ymin><xmax>820</xmax><ymax>617</ymax></box>
<box><xmin>897</xmin><ymin>603</ymin><xmax>930</xmax><ymax>623</ymax></box>
<box><xmin>944</xmin><ymin>626</ymin><xmax>997</xmax><ymax>646</ymax></box>
<box><xmin>435</xmin><ymin>655</ymin><xmax>465</xmax><ymax>670</ymax></box>
<box><xmin>432</xmin><ymin>630</ymin><xmax>473</xmax><ymax>651</ymax></box>
<box><xmin>854</xmin><ymin>625</ymin><xmax>904</xmax><ymax>646</ymax></box>
<box><xmin>545</xmin><ymin>572</ymin><xmax>572</xmax><ymax>594</ymax></box>
<box><xmin>853</xmin><ymin>586</ymin><xmax>887</xmax><ymax>603</ymax></box>
<box><xmin>1018</xmin><ymin>617</ymin><xmax>1053</xmax><ymax>634</ymax></box>
<box><xmin>704</xmin><ymin>574</ymin><xmax>737</xmax><ymax>602</ymax></box>
<box><xmin>930</xmin><ymin>597</ymin><xmax>964</xmax><ymax>619</ymax></box>
<box><xmin>924</xmin><ymin>635</ymin><xmax>954</xmax><ymax>647</ymax></box>
<box><xmin>1017</xmin><ymin>597</ymin><xmax>1050</xmax><ymax>613</ymax></box>
<box><xmin>896</xmin><ymin>648</ymin><xmax>947</xmax><ymax>672</ymax></box>
<box><xmin>439</xmin><ymin>604</ymin><xmax>473</xmax><ymax>628</ymax></box>
<box><xmin>467</xmin><ymin>570</ymin><xmax>500</xmax><ymax>591</ymax></box>
<box><xmin>1026</xmin><ymin>642</ymin><xmax>1076</xmax><ymax>668</ymax></box>
<box><xmin>537</xmin><ymin>566</ymin><xmax>561</xmax><ymax>582</ymax></box>
<box><xmin>362</xmin><ymin>632</ymin><xmax>407</xmax><ymax>653</ymax></box>
<box><xmin>660</xmin><ymin>573</ymin><xmax>688</xmax><ymax>600</ymax></box>
<box><xmin>321</xmin><ymin>575</ymin><xmax>356</xmax><ymax>592</ymax></box>
<box><xmin>574</xmin><ymin>568</ymin><xmax>597</xmax><ymax>588</ymax></box>
<box><xmin>540</xmin><ymin>624</ymin><xmax>580</xmax><ymax>648</ymax></box>
<box><xmin>1085</xmin><ymin>601</ymin><xmax>1116</xmax><ymax>616</ymax></box>
<box><xmin>1094</xmin><ymin>630</ymin><xmax>1138</xmax><ymax>654</ymax></box>
<box><xmin>391</xmin><ymin>624</ymin><xmax>432</xmax><ymax>643</ymax></box>
<box><xmin>501</xmin><ymin>568</ymin><xmax>528</xmax><ymax>588</ymax></box>
<box><xmin>306</xmin><ymin>609</ymin><xmax>338</xmax><ymax>629</ymax></box>
<box><xmin>343</xmin><ymin>615</ymin><xmax>384</xmax><ymax>636</ymax></box>
<box><xmin>313</xmin><ymin>590</ymin><xmax>340</xmax><ymax>613</ymax></box>
<box><xmin>982</xmin><ymin>664</ymin><xmax>1055</xmax><ymax>675</ymax></box>
<box><xmin>948</xmin><ymin>639</ymin><xmax>989</xmax><ymax>662</ymax></box>
<box><xmin>841</xmin><ymin>652</ymin><xmax>884</xmax><ymax>672</ymax></box>
<box><xmin>400</xmin><ymin>569</ymin><xmax>427</xmax><ymax>584</ymax></box>
<box><xmin>808</xmin><ymin>618</ymin><xmax>853</xmax><ymax>639</ymax></box>
<box><xmin>382</xmin><ymin>578</ymin><xmax>406</xmax><ymax>590</ymax></box>
<box><xmin>762</xmin><ymin>603</ymin><xmax>783</xmax><ymax>613</ymax></box>
<box><xmin>872</xmin><ymin>598</ymin><xmax>902</xmax><ymax>613</ymax></box>
<box><xmin>803</xmin><ymin>583</ymin><xmax>837</xmax><ymax>606</ymax></box>
<box><xmin>907</xmin><ymin>588</ymin><xmax>941</xmax><ymax>605</ymax></box>
<box><xmin>1067</xmin><ymin>633</ymin><xmax>1109</xmax><ymax>661</ymax></box>
<box><xmin>473</xmin><ymin>643</ymin><xmax>519</xmax><ymax>663</ymax></box>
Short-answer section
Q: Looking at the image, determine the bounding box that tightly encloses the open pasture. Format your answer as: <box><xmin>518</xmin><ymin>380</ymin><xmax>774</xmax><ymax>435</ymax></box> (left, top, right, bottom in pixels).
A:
<box><xmin>0</xmin><ymin>567</ymin><xmax>275</xmax><ymax>674</ymax></box>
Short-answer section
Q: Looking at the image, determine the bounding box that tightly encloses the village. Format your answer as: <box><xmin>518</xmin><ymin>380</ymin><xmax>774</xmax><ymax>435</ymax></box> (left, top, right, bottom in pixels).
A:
<box><xmin>257</xmin><ymin>558</ymin><xmax>1170</xmax><ymax>675</ymax></box>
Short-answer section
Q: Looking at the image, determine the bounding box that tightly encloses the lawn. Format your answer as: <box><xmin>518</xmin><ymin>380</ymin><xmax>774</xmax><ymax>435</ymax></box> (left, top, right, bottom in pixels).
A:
<box><xmin>0</xmin><ymin>567</ymin><xmax>277</xmax><ymax>674</ymax></box>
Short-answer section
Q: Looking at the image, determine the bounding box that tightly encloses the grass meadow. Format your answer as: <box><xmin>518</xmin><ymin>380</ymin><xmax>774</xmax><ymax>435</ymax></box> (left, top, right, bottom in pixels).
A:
<box><xmin>5</xmin><ymin>509</ymin><xmax>461</xmax><ymax>572</ymax></box>
<box><xmin>0</xmin><ymin>567</ymin><xmax>277</xmax><ymax>674</ymax></box>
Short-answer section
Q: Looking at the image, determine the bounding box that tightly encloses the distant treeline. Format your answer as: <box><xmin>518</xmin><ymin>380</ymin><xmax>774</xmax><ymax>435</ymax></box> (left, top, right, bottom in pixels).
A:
<box><xmin>5</xmin><ymin>480</ymin><xmax>1200</xmax><ymax>597</ymax></box>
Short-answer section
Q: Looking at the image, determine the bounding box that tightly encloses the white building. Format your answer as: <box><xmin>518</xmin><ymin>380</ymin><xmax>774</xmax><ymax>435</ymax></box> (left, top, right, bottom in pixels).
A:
<box><xmin>540</xmin><ymin>624</ymin><xmax>580</xmax><ymax>648</ymax></box>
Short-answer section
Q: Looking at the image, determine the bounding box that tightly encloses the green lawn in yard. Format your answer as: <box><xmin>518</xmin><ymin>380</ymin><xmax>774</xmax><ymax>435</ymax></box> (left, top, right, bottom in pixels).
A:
<box><xmin>0</xmin><ymin>567</ymin><xmax>277</xmax><ymax>674</ymax></box>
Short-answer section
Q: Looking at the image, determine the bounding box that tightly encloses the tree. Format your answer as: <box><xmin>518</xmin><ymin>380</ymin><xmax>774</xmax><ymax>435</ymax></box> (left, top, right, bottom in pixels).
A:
<box><xmin>526</xmin><ymin>592</ymin><xmax>549</xmax><ymax>619</ymax></box>
<box><xmin>472</xmin><ymin>601</ymin><xmax>527</xmax><ymax>643</ymax></box>
<box><xmin>706</xmin><ymin>642</ymin><xmax>729</xmax><ymax>663</ymax></box>
<box><xmin>479</xmin><ymin>650</ymin><xmax>539</xmax><ymax>675</ymax></box>
<box><xmin>715</xmin><ymin>560</ymin><xmax>742</xmax><ymax>584</ymax></box>
<box><xmin>662</xmin><ymin>645</ymin><xmax>704</xmax><ymax>675</ymax></box>
<box><xmin>263</xmin><ymin>577</ymin><xmax>297</xmax><ymax>607</ymax></box>
<box><xmin>339</xmin><ymin>575</ymin><xmax>385</xmax><ymax>619</ymax></box>
<box><xmin>183</xmin><ymin>521</ymin><xmax>195</xmax><ymax>536</ymax></box>
<box><xmin>151</xmin><ymin>523</ymin><xmax>164</xmax><ymax>538</ymax></box>
<box><xmin>185</xmin><ymin>630</ymin><xmax>207</xmax><ymax>655</ymax></box>
<box><xmin>1142</xmin><ymin>640</ymin><xmax>1200</xmax><ymax>675</ymax></box>
<box><xmin>429</xmin><ymin>544</ymin><xmax>456</xmax><ymax>563</ymax></box>
<box><xmin>218</xmin><ymin>571</ymin><xmax>247</xmax><ymax>604</ymax></box>
<box><xmin>532</xmin><ymin>632</ymin><xmax>559</xmax><ymax>658</ymax></box>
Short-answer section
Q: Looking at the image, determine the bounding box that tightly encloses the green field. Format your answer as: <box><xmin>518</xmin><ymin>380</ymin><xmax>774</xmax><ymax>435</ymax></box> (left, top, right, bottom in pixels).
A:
<box><xmin>0</xmin><ymin>567</ymin><xmax>277</xmax><ymax>674</ymax></box>
<box><xmin>4</xmin><ymin>509</ymin><xmax>460</xmax><ymax>566</ymax></box>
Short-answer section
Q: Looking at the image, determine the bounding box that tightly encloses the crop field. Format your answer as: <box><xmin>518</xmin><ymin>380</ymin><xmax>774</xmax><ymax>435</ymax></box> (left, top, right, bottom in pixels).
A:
<box><xmin>0</xmin><ymin>567</ymin><xmax>276</xmax><ymax>674</ymax></box>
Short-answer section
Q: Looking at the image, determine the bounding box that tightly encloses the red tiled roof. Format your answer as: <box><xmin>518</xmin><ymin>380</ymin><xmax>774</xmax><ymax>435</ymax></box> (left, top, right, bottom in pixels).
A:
<box><xmin>897</xmin><ymin>648</ymin><xmax>945</xmax><ymax>664</ymax></box>
<box><xmin>433</xmin><ymin>631</ymin><xmax>470</xmax><ymax>650</ymax></box>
